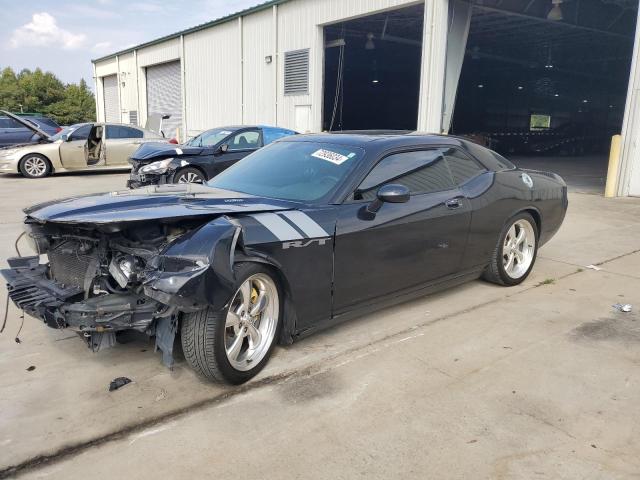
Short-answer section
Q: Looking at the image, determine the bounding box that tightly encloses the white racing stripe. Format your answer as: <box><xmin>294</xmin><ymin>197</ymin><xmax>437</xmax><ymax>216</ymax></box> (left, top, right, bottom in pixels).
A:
<box><xmin>251</xmin><ymin>213</ymin><xmax>303</xmax><ymax>241</ymax></box>
<box><xmin>279</xmin><ymin>210</ymin><xmax>329</xmax><ymax>238</ymax></box>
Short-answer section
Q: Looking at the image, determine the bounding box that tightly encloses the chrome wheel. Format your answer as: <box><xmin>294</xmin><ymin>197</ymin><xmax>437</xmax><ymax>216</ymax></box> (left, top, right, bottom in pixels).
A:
<box><xmin>502</xmin><ymin>219</ymin><xmax>535</xmax><ymax>279</ymax></box>
<box><xmin>23</xmin><ymin>156</ymin><xmax>48</xmax><ymax>177</ymax></box>
<box><xmin>224</xmin><ymin>273</ymin><xmax>279</xmax><ymax>371</ymax></box>
<box><xmin>177</xmin><ymin>171</ymin><xmax>203</xmax><ymax>183</ymax></box>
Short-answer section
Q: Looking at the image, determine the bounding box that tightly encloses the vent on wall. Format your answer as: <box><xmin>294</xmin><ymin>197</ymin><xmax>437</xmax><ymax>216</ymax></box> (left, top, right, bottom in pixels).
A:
<box><xmin>284</xmin><ymin>49</ymin><xmax>310</xmax><ymax>95</ymax></box>
<box><xmin>129</xmin><ymin>111</ymin><xmax>138</xmax><ymax>126</ymax></box>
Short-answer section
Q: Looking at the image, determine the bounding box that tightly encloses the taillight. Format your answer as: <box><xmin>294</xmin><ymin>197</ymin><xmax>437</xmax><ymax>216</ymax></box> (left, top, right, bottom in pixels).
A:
<box><xmin>169</xmin><ymin>138</ymin><xmax>178</xmax><ymax>144</ymax></box>
<box><xmin>55</xmin><ymin>127</ymin><xmax>62</xmax><ymax>133</ymax></box>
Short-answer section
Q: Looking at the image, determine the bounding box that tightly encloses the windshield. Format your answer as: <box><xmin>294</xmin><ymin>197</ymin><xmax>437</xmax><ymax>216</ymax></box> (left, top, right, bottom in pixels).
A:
<box><xmin>208</xmin><ymin>141</ymin><xmax>364</xmax><ymax>203</ymax></box>
<box><xmin>49</xmin><ymin>124</ymin><xmax>83</xmax><ymax>141</ymax></box>
<box><xmin>186</xmin><ymin>128</ymin><xmax>236</xmax><ymax>147</ymax></box>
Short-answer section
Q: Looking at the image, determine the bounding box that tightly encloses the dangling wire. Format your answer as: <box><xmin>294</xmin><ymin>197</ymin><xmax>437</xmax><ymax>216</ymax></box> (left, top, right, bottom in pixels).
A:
<box><xmin>0</xmin><ymin>292</ymin><xmax>8</xmax><ymax>334</ymax></box>
<box><xmin>329</xmin><ymin>43</ymin><xmax>345</xmax><ymax>131</ymax></box>
<box><xmin>14</xmin><ymin>231</ymin><xmax>25</xmax><ymax>257</ymax></box>
<box><xmin>15</xmin><ymin>311</ymin><xmax>24</xmax><ymax>343</ymax></box>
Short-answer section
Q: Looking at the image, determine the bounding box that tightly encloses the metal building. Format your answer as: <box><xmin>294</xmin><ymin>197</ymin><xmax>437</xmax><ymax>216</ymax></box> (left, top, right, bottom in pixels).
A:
<box><xmin>92</xmin><ymin>0</ymin><xmax>640</xmax><ymax>197</ymax></box>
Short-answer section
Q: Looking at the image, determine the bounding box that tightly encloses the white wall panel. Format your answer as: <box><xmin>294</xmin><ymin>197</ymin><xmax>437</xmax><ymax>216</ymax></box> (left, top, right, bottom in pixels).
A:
<box><xmin>95</xmin><ymin>57</ymin><xmax>117</xmax><ymax>77</ymax></box>
<box><xmin>242</xmin><ymin>8</ymin><xmax>276</xmax><ymax>125</ymax></box>
<box><xmin>184</xmin><ymin>20</ymin><xmax>242</xmax><ymax>133</ymax></box>
<box><xmin>137</xmin><ymin>38</ymin><xmax>181</xmax><ymax>67</ymax></box>
<box><xmin>117</xmin><ymin>53</ymin><xmax>138</xmax><ymax>124</ymax></box>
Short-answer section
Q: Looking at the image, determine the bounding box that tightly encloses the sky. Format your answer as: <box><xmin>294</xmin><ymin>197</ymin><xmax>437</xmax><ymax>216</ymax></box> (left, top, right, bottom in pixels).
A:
<box><xmin>0</xmin><ymin>0</ymin><xmax>260</xmax><ymax>87</ymax></box>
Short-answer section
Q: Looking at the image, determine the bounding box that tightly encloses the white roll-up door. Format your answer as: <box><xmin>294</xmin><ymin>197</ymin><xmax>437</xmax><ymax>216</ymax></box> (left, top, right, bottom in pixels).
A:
<box><xmin>146</xmin><ymin>61</ymin><xmax>182</xmax><ymax>139</ymax></box>
<box><xmin>103</xmin><ymin>75</ymin><xmax>120</xmax><ymax>123</ymax></box>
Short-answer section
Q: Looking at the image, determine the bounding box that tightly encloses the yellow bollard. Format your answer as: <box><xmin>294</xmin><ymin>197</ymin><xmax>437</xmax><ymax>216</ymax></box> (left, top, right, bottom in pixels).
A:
<box><xmin>605</xmin><ymin>135</ymin><xmax>622</xmax><ymax>198</ymax></box>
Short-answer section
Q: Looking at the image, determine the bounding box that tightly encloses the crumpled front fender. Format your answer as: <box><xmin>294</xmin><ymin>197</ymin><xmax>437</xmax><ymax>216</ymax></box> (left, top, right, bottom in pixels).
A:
<box><xmin>142</xmin><ymin>216</ymin><xmax>240</xmax><ymax>312</ymax></box>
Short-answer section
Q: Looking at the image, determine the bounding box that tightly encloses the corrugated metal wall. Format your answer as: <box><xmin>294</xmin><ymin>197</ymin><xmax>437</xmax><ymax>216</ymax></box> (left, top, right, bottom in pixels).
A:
<box><xmin>94</xmin><ymin>0</ymin><xmax>431</xmax><ymax>134</ymax></box>
<box><xmin>242</xmin><ymin>8</ymin><xmax>277</xmax><ymax>126</ymax></box>
<box><xmin>184</xmin><ymin>20</ymin><xmax>242</xmax><ymax>133</ymax></box>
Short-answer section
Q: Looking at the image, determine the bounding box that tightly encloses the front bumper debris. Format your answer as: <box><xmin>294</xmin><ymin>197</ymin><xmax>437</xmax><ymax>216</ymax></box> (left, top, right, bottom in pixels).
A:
<box><xmin>1</xmin><ymin>256</ymin><xmax>162</xmax><ymax>332</ymax></box>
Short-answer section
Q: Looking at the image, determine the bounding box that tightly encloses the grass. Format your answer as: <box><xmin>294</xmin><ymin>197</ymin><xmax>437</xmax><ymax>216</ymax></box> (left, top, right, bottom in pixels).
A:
<box><xmin>538</xmin><ymin>278</ymin><xmax>556</xmax><ymax>286</ymax></box>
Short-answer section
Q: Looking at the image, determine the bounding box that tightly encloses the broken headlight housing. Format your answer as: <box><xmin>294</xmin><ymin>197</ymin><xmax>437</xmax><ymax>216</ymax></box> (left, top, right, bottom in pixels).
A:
<box><xmin>139</xmin><ymin>158</ymin><xmax>175</xmax><ymax>175</ymax></box>
<box><xmin>109</xmin><ymin>254</ymin><xmax>143</xmax><ymax>288</ymax></box>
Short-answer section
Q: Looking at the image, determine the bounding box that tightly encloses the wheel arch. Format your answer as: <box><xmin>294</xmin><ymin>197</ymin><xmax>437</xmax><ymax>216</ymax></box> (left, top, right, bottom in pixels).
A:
<box><xmin>174</xmin><ymin>164</ymin><xmax>208</xmax><ymax>182</ymax></box>
<box><xmin>233</xmin><ymin>253</ymin><xmax>298</xmax><ymax>346</ymax></box>
<box><xmin>523</xmin><ymin>207</ymin><xmax>542</xmax><ymax>235</ymax></box>
<box><xmin>18</xmin><ymin>152</ymin><xmax>54</xmax><ymax>175</ymax></box>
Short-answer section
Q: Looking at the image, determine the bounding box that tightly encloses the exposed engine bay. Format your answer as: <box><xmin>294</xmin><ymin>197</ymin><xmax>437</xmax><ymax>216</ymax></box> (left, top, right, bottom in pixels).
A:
<box><xmin>4</xmin><ymin>216</ymin><xmax>241</xmax><ymax>367</ymax></box>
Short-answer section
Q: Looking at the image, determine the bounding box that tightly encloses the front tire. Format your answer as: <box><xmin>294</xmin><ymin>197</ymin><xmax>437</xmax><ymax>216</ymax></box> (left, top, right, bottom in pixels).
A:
<box><xmin>483</xmin><ymin>212</ymin><xmax>538</xmax><ymax>286</ymax></box>
<box><xmin>19</xmin><ymin>154</ymin><xmax>51</xmax><ymax>178</ymax></box>
<box><xmin>173</xmin><ymin>167</ymin><xmax>205</xmax><ymax>184</ymax></box>
<box><xmin>181</xmin><ymin>263</ymin><xmax>282</xmax><ymax>384</ymax></box>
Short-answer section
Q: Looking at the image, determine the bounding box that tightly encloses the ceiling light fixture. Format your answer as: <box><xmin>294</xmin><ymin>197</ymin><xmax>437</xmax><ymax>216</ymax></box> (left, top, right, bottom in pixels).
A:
<box><xmin>477</xmin><ymin>84</ymin><xmax>484</xmax><ymax>88</ymax></box>
<box><xmin>517</xmin><ymin>86</ymin><xmax>524</xmax><ymax>90</ymax></box>
<box><xmin>547</xmin><ymin>0</ymin><xmax>563</xmax><ymax>20</ymax></box>
<box><xmin>554</xmin><ymin>93</ymin><xmax>560</xmax><ymax>97</ymax></box>
<box><xmin>365</xmin><ymin>33</ymin><xmax>375</xmax><ymax>50</ymax></box>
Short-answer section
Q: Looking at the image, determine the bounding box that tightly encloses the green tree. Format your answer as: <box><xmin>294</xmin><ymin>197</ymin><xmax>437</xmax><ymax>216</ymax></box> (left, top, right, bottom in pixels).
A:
<box><xmin>0</xmin><ymin>66</ymin><xmax>95</xmax><ymax>124</ymax></box>
<box><xmin>46</xmin><ymin>79</ymin><xmax>96</xmax><ymax>125</ymax></box>
<box><xmin>0</xmin><ymin>67</ymin><xmax>21</xmax><ymax>111</ymax></box>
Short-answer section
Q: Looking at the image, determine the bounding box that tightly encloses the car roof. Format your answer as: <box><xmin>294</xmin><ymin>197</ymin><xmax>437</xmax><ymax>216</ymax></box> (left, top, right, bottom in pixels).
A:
<box><xmin>280</xmin><ymin>131</ymin><xmax>463</xmax><ymax>148</ymax></box>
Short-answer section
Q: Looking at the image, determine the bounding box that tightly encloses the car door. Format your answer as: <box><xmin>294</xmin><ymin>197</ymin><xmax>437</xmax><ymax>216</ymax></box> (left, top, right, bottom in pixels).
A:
<box><xmin>104</xmin><ymin>125</ymin><xmax>144</xmax><ymax>166</ymax></box>
<box><xmin>58</xmin><ymin>124</ymin><xmax>93</xmax><ymax>169</ymax></box>
<box><xmin>332</xmin><ymin>148</ymin><xmax>472</xmax><ymax>314</ymax></box>
<box><xmin>216</xmin><ymin>129</ymin><xmax>263</xmax><ymax>171</ymax></box>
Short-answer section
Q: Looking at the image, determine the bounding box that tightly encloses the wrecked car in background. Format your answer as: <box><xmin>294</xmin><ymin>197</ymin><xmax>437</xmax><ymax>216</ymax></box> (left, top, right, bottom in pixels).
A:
<box><xmin>127</xmin><ymin>125</ymin><xmax>297</xmax><ymax>188</ymax></box>
<box><xmin>0</xmin><ymin>110</ymin><xmax>166</xmax><ymax>178</ymax></box>
<box><xmin>2</xmin><ymin>132</ymin><xmax>567</xmax><ymax>384</ymax></box>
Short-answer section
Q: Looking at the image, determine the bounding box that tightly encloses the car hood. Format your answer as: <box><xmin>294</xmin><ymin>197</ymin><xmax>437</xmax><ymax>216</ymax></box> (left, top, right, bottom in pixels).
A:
<box><xmin>24</xmin><ymin>183</ymin><xmax>296</xmax><ymax>226</ymax></box>
<box><xmin>130</xmin><ymin>142</ymin><xmax>205</xmax><ymax>162</ymax></box>
<box><xmin>0</xmin><ymin>110</ymin><xmax>51</xmax><ymax>142</ymax></box>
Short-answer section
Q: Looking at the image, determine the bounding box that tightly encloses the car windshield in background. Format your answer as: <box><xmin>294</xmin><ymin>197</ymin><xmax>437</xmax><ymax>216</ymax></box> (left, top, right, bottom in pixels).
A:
<box><xmin>186</xmin><ymin>128</ymin><xmax>237</xmax><ymax>147</ymax></box>
<box><xmin>208</xmin><ymin>141</ymin><xmax>364</xmax><ymax>202</ymax></box>
<box><xmin>49</xmin><ymin>124</ymin><xmax>82</xmax><ymax>141</ymax></box>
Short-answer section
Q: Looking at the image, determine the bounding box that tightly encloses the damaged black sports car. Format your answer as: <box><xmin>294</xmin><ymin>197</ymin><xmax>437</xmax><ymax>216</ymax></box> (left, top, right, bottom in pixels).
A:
<box><xmin>2</xmin><ymin>133</ymin><xmax>567</xmax><ymax>384</ymax></box>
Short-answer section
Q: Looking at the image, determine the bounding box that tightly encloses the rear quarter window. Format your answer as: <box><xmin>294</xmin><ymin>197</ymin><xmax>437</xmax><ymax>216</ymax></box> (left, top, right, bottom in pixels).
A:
<box><xmin>442</xmin><ymin>148</ymin><xmax>486</xmax><ymax>185</ymax></box>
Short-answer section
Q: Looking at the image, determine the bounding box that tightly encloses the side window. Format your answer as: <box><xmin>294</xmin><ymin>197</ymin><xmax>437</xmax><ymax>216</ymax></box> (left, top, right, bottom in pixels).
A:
<box><xmin>119</xmin><ymin>126</ymin><xmax>143</xmax><ymax>139</ymax></box>
<box><xmin>227</xmin><ymin>130</ymin><xmax>261</xmax><ymax>151</ymax></box>
<box><xmin>0</xmin><ymin>117</ymin><xmax>24</xmax><ymax>128</ymax></box>
<box><xmin>262</xmin><ymin>128</ymin><xmax>295</xmax><ymax>145</ymax></box>
<box><xmin>442</xmin><ymin>148</ymin><xmax>486</xmax><ymax>186</ymax></box>
<box><xmin>356</xmin><ymin>149</ymin><xmax>455</xmax><ymax>201</ymax></box>
<box><xmin>105</xmin><ymin>125</ymin><xmax>119</xmax><ymax>139</ymax></box>
<box><xmin>68</xmin><ymin>124</ymin><xmax>92</xmax><ymax>141</ymax></box>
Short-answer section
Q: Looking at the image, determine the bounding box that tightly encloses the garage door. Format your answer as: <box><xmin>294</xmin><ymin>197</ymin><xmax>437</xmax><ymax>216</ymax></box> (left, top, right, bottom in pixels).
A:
<box><xmin>146</xmin><ymin>61</ymin><xmax>182</xmax><ymax>139</ymax></box>
<box><xmin>103</xmin><ymin>75</ymin><xmax>120</xmax><ymax>123</ymax></box>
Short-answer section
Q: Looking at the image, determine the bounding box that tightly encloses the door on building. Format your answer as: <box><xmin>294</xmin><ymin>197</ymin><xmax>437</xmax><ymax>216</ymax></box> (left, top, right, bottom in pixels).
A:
<box><xmin>146</xmin><ymin>61</ymin><xmax>183</xmax><ymax>140</ymax></box>
<box><xmin>103</xmin><ymin>75</ymin><xmax>120</xmax><ymax>123</ymax></box>
<box><xmin>446</xmin><ymin>0</ymin><xmax>638</xmax><ymax>195</ymax></box>
<box><xmin>322</xmin><ymin>4</ymin><xmax>425</xmax><ymax>131</ymax></box>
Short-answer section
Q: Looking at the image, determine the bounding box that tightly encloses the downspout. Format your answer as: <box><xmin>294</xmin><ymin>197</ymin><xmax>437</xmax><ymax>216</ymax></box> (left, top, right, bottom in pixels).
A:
<box><xmin>116</xmin><ymin>55</ymin><xmax>122</xmax><ymax>123</ymax></box>
<box><xmin>273</xmin><ymin>4</ymin><xmax>279</xmax><ymax>125</ymax></box>
<box><xmin>239</xmin><ymin>17</ymin><xmax>244</xmax><ymax>124</ymax></box>
<box><xmin>92</xmin><ymin>62</ymin><xmax>100</xmax><ymax>122</ymax></box>
<box><xmin>180</xmin><ymin>34</ymin><xmax>188</xmax><ymax>141</ymax></box>
<box><xmin>134</xmin><ymin>49</ymin><xmax>140</xmax><ymax>126</ymax></box>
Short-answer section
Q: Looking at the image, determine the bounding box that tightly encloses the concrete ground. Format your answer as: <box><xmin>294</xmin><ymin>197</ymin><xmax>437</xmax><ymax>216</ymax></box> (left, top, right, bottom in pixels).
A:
<box><xmin>511</xmin><ymin>154</ymin><xmax>608</xmax><ymax>195</ymax></box>
<box><xmin>0</xmin><ymin>171</ymin><xmax>638</xmax><ymax>479</ymax></box>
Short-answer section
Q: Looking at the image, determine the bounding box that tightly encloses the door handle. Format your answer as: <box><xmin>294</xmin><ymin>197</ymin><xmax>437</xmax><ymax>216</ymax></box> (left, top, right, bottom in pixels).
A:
<box><xmin>445</xmin><ymin>198</ymin><xmax>462</xmax><ymax>209</ymax></box>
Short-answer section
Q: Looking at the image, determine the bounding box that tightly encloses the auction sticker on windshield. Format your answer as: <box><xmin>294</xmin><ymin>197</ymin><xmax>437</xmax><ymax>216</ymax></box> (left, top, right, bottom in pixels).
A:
<box><xmin>311</xmin><ymin>149</ymin><xmax>354</xmax><ymax>165</ymax></box>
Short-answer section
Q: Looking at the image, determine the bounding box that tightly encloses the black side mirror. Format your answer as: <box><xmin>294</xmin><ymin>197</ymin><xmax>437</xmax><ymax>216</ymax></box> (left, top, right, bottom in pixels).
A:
<box><xmin>365</xmin><ymin>184</ymin><xmax>410</xmax><ymax>215</ymax></box>
<box><xmin>219</xmin><ymin>144</ymin><xmax>229</xmax><ymax>153</ymax></box>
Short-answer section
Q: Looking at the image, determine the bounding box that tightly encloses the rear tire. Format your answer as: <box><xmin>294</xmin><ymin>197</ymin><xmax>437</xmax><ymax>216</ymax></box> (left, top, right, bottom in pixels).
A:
<box><xmin>19</xmin><ymin>154</ymin><xmax>51</xmax><ymax>178</ymax></box>
<box><xmin>482</xmin><ymin>212</ymin><xmax>539</xmax><ymax>286</ymax></box>
<box><xmin>181</xmin><ymin>263</ymin><xmax>282</xmax><ymax>384</ymax></box>
<box><xmin>173</xmin><ymin>167</ymin><xmax>205</xmax><ymax>184</ymax></box>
